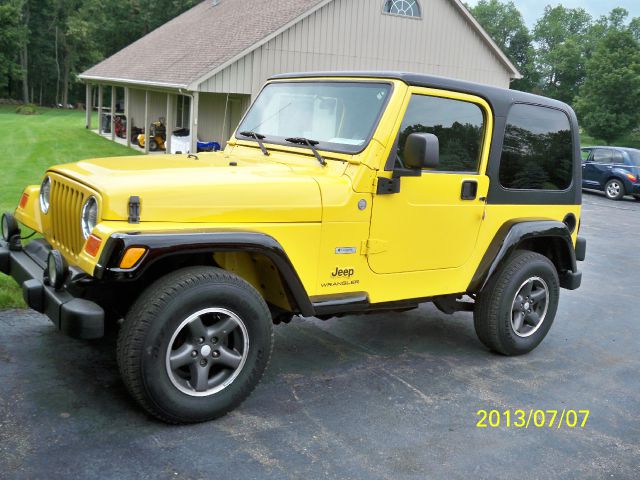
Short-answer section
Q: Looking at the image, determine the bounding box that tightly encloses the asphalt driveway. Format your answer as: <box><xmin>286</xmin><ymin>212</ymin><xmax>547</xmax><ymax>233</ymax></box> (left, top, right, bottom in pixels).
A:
<box><xmin>1</xmin><ymin>191</ymin><xmax>639</xmax><ymax>479</ymax></box>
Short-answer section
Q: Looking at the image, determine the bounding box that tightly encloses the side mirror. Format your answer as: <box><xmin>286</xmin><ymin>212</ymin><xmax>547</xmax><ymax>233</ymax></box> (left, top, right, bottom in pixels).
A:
<box><xmin>404</xmin><ymin>133</ymin><xmax>439</xmax><ymax>169</ymax></box>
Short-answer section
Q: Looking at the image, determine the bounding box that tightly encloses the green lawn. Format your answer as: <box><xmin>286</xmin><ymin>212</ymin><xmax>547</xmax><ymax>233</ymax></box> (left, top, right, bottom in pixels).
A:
<box><xmin>0</xmin><ymin>105</ymin><xmax>140</xmax><ymax>308</ymax></box>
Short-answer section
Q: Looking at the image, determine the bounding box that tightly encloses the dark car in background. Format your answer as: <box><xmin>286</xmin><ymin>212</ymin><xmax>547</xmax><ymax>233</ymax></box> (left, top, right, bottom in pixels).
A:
<box><xmin>581</xmin><ymin>146</ymin><xmax>640</xmax><ymax>201</ymax></box>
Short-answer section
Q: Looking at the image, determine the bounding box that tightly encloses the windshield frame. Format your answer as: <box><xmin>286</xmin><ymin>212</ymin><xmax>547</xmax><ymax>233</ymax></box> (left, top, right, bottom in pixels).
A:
<box><xmin>234</xmin><ymin>79</ymin><xmax>395</xmax><ymax>156</ymax></box>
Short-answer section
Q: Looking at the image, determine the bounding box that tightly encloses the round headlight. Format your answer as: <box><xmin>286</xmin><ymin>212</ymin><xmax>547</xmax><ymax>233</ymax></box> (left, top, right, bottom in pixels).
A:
<box><xmin>39</xmin><ymin>176</ymin><xmax>51</xmax><ymax>214</ymax></box>
<box><xmin>46</xmin><ymin>250</ymin><xmax>67</xmax><ymax>290</ymax></box>
<box><xmin>81</xmin><ymin>196</ymin><xmax>98</xmax><ymax>239</ymax></box>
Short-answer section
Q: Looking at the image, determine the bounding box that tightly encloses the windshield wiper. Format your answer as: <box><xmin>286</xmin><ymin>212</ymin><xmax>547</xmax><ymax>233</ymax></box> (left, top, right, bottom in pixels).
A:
<box><xmin>284</xmin><ymin>137</ymin><xmax>326</xmax><ymax>166</ymax></box>
<box><xmin>239</xmin><ymin>131</ymin><xmax>269</xmax><ymax>156</ymax></box>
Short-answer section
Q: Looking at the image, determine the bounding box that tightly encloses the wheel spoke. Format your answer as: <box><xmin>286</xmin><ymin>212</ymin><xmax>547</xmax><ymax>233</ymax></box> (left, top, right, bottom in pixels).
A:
<box><xmin>521</xmin><ymin>279</ymin><xmax>533</xmax><ymax>297</ymax></box>
<box><xmin>512</xmin><ymin>294</ymin><xmax>523</xmax><ymax>312</ymax></box>
<box><xmin>187</xmin><ymin>316</ymin><xmax>207</xmax><ymax>340</ymax></box>
<box><xmin>189</xmin><ymin>363</ymin><xmax>211</xmax><ymax>392</ymax></box>
<box><xmin>170</xmin><ymin>343</ymin><xmax>195</xmax><ymax>369</ymax></box>
<box><xmin>530</xmin><ymin>288</ymin><xmax>546</xmax><ymax>304</ymax></box>
<box><xmin>512</xmin><ymin>311</ymin><xmax>524</xmax><ymax>332</ymax></box>
<box><xmin>525</xmin><ymin>312</ymin><xmax>541</xmax><ymax>327</ymax></box>
<box><xmin>208</xmin><ymin>317</ymin><xmax>238</xmax><ymax>340</ymax></box>
<box><xmin>216</xmin><ymin>345</ymin><xmax>242</xmax><ymax>369</ymax></box>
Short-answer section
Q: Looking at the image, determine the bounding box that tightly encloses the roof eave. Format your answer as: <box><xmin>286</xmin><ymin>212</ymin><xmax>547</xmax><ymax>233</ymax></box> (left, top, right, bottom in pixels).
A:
<box><xmin>78</xmin><ymin>74</ymin><xmax>189</xmax><ymax>90</ymax></box>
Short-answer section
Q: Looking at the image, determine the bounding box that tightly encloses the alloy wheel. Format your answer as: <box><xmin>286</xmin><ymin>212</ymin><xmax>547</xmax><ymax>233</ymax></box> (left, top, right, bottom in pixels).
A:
<box><xmin>165</xmin><ymin>307</ymin><xmax>249</xmax><ymax>397</ymax></box>
<box><xmin>606</xmin><ymin>181</ymin><xmax>621</xmax><ymax>199</ymax></box>
<box><xmin>510</xmin><ymin>277</ymin><xmax>549</xmax><ymax>338</ymax></box>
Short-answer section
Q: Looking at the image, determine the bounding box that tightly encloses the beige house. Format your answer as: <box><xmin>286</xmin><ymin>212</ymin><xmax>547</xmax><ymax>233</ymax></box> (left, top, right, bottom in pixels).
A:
<box><xmin>79</xmin><ymin>0</ymin><xmax>520</xmax><ymax>154</ymax></box>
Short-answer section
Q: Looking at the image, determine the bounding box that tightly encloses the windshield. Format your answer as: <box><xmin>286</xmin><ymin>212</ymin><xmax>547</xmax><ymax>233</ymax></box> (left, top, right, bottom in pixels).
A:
<box><xmin>626</xmin><ymin>149</ymin><xmax>640</xmax><ymax>166</ymax></box>
<box><xmin>236</xmin><ymin>81</ymin><xmax>392</xmax><ymax>154</ymax></box>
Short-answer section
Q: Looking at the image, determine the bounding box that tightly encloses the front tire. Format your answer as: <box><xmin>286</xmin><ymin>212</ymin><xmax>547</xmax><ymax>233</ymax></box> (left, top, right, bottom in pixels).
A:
<box><xmin>604</xmin><ymin>179</ymin><xmax>625</xmax><ymax>200</ymax></box>
<box><xmin>117</xmin><ymin>266</ymin><xmax>273</xmax><ymax>423</ymax></box>
<box><xmin>474</xmin><ymin>251</ymin><xmax>559</xmax><ymax>356</ymax></box>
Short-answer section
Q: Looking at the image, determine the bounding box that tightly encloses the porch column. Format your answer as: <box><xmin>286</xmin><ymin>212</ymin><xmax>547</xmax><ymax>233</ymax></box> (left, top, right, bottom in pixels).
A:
<box><xmin>144</xmin><ymin>90</ymin><xmax>150</xmax><ymax>154</ymax></box>
<box><xmin>125</xmin><ymin>87</ymin><xmax>131</xmax><ymax>148</ymax></box>
<box><xmin>110</xmin><ymin>86</ymin><xmax>116</xmax><ymax>141</ymax></box>
<box><xmin>97</xmin><ymin>84</ymin><xmax>103</xmax><ymax>134</ymax></box>
<box><xmin>85</xmin><ymin>84</ymin><xmax>92</xmax><ymax>129</ymax></box>
<box><xmin>190</xmin><ymin>91</ymin><xmax>199</xmax><ymax>154</ymax></box>
<box><xmin>165</xmin><ymin>93</ymin><xmax>173</xmax><ymax>154</ymax></box>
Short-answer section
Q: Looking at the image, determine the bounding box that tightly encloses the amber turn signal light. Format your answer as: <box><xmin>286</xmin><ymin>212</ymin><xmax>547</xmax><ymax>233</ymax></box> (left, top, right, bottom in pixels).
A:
<box><xmin>19</xmin><ymin>193</ymin><xmax>29</xmax><ymax>209</ymax></box>
<box><xmin>119</xmin><ymin>247</ymin><xmax>146</xmax><ymax>269</ymax></box>
<box><xmin>625</xmin><ymin>173</ymin><xmax>637</xmax><ymax>183</ymax></box>
<box><xmin>84</xmin><ymin>234</ymin><xmax>102</xmax><ymax>257</ymax></box>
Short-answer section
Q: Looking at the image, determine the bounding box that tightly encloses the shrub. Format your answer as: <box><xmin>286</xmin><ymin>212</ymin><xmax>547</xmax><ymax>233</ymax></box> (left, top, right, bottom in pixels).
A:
<box><xmin>15</xmin><ymin>104</ymin><xmax>38</xmax><ymax>115</ymax></box>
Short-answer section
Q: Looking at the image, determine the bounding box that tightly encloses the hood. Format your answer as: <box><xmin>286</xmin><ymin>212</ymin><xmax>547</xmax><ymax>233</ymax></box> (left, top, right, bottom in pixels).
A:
<box><xmin>49</xmin><ymin>152</ymin><xmax>330</xmax><ymax>223</ymax></box>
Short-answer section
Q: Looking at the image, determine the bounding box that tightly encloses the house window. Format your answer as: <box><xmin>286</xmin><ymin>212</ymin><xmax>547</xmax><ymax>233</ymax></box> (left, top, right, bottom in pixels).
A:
<box><xmin>176</xmin><ymin>95</ymin><xmax>191</xmax><ymax>128</ymax></box>
<box><xmin>383</xmin><ymin>0</ymin><xmax>421</xmax><ymax>18</ymax></box>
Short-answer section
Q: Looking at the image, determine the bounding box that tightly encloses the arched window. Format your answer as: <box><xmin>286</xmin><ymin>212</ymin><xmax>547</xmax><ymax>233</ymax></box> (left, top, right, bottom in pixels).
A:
<box><xmin>383</xmin><ymin>0</ymin><xmax>422</xmax><ymax>18</ymax></box>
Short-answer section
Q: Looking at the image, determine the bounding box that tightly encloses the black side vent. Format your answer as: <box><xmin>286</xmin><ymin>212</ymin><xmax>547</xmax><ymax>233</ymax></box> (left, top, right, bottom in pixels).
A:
<box><xmin>128</xmin><ymin>196</ymin><xmax>141</xmax><ymax>224</ymax></box>
<box><xmin>376</xmin><ymin>177</ymin><xmax>400</xmax><ymax>195</ymax></box>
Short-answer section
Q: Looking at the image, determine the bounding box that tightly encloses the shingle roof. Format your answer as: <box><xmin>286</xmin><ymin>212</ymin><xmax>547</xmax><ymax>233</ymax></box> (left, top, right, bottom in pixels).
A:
<box><xmin>80</xmin><ymin>0</ymin><xmax>328</xmax><ymax>88</ymax></box>
<box><xmin>80</xmin><ymin>0</ymin><xmax>519</xmax><ymax>88</ymax></box>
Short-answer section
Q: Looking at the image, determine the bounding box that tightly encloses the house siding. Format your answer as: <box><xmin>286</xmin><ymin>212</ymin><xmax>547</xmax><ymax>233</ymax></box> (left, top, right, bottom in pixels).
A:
<box><xmin>198</xmin><ymin>0</ymin><xmax>512</xmax><ymax>95</ymax></box>
<box><xmin>127</xmin><ymin>89</ymin><xmax>168</xmax><ymax>130</ymax></box>
<box><xmin>198</xmin><ymin>93</ymin><xmax>251</xmax><ymax>142</ymax></box>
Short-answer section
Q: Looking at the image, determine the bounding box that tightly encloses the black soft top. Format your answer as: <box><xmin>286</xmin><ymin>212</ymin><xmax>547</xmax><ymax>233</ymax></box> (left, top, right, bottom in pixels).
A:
<box><xmin>269</xmin><ymin>71</ymin><xmax>573</xmax><ymax>117</ymax></box>
<box><xmin>270</xmin><ymin>71</ymin><xmax>581</xmax><ymax>206</ymax></box>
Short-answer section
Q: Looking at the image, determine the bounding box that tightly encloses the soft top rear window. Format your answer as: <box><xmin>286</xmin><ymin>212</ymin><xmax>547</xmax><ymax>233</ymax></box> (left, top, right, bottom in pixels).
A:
<box><xmin>499</xmin><ymin>104</ymin><xmax>573</xmax><ymax>191</ymax></box>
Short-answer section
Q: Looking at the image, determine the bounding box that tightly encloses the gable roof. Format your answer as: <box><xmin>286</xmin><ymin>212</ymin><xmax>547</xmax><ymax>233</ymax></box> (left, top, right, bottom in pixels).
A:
<box><xmin>80</xmin><ymin>0</ymin><xmax>520</xmax><ymax>89</ymax></box>
<box><xmin>80</xmin><ymin>0</ymin><xmax>330</xmax><ymax>88</ymax></box>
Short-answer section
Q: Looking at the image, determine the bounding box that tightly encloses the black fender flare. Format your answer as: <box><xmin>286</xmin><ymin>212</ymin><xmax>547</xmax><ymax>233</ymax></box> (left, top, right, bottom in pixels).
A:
<box><xmin>468</xmin><ymin>220</ymin><xmax>580</xmax><ymax>293</ymax></box>
<box><xmin>94</xmin><ymin>230</ymin><xmax>315</xmax><ymax>316</ymax></box>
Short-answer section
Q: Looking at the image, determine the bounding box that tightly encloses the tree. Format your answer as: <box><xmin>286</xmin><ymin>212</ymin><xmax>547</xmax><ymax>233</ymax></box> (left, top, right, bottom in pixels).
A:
<box><xmin>468</xmin><ymin>0</ymin><xmax>537</xmax><ymax>91</ymax></box>
<box><xmin>0</xmin><ymin>0</ymin><xmax>201</xmax><ymax>106</ymax></box>
<box><xmin>533</xmin><ymin>6</ymin><xmax>592</xmax><ymax>103</ymax></box>
<box><xmin>18</xmin><ymin>1</ymin><xmax>30</xmax><ymax>104</ymax></box>
<box><xmin>575</xmin><ymin>21</ymin><xmax>640</xmax><ymax>143</ymax></box>
<box><xmin>0</xmin><ymin>0</ymin><xmax>23</xmax><ymax>98</ymax></box>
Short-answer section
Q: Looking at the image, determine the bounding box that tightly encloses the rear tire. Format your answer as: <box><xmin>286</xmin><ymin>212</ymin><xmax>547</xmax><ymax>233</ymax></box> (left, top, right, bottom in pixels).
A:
<box><xmin>474</xmin><ymin>251</ymin><xmax>559</xmax><ymax>356</ymax></box>
<box><xmin>604</xmin><ymin>179</ymin><xmax>625</xmax><ymax>200</ymax></box>
<box><xmin>117</xmin><ymin>266</ymin><xmax>273</xmax><ymax>423</ymax></box>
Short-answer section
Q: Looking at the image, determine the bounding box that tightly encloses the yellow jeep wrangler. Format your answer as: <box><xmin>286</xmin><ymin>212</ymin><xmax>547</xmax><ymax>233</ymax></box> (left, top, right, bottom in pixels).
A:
<box><xmin>1</xmin><ymin>72</ymin><xmax>586</xmax><ymax>423</ymax></box>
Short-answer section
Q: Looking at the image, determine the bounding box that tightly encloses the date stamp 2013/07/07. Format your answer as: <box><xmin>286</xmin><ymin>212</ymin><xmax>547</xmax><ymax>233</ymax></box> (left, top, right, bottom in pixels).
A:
<box><xmin>476</xmin><ymin>409</ymin><xmax>590</xmax><ymax>429</ymax></box>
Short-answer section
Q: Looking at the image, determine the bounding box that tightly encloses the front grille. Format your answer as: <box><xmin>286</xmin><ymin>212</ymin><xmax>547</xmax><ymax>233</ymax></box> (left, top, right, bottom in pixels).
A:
<box><xmin>49</xmin><ymin>176</ymin><xmax>88</xmax><ymax>260</ymax></box>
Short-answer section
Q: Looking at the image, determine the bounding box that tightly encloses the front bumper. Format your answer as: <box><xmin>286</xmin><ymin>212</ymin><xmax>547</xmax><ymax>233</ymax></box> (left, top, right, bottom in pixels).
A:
<box><xmin>0</xmin><ymin>239</ymin><xmax>104</xmax><ymax>339</ymax></box>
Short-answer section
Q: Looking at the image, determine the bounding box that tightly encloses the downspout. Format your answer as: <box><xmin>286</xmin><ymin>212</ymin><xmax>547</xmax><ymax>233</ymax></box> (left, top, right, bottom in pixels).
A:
<box><xmin>178</xmin><ymin>88</ymin><xmax>197</xmax><ymax>154</ymax></box>
<box><xmin>220</xmin><ymin>92</ymin><xmax>230</xmax><ymax>144</ymax></box>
